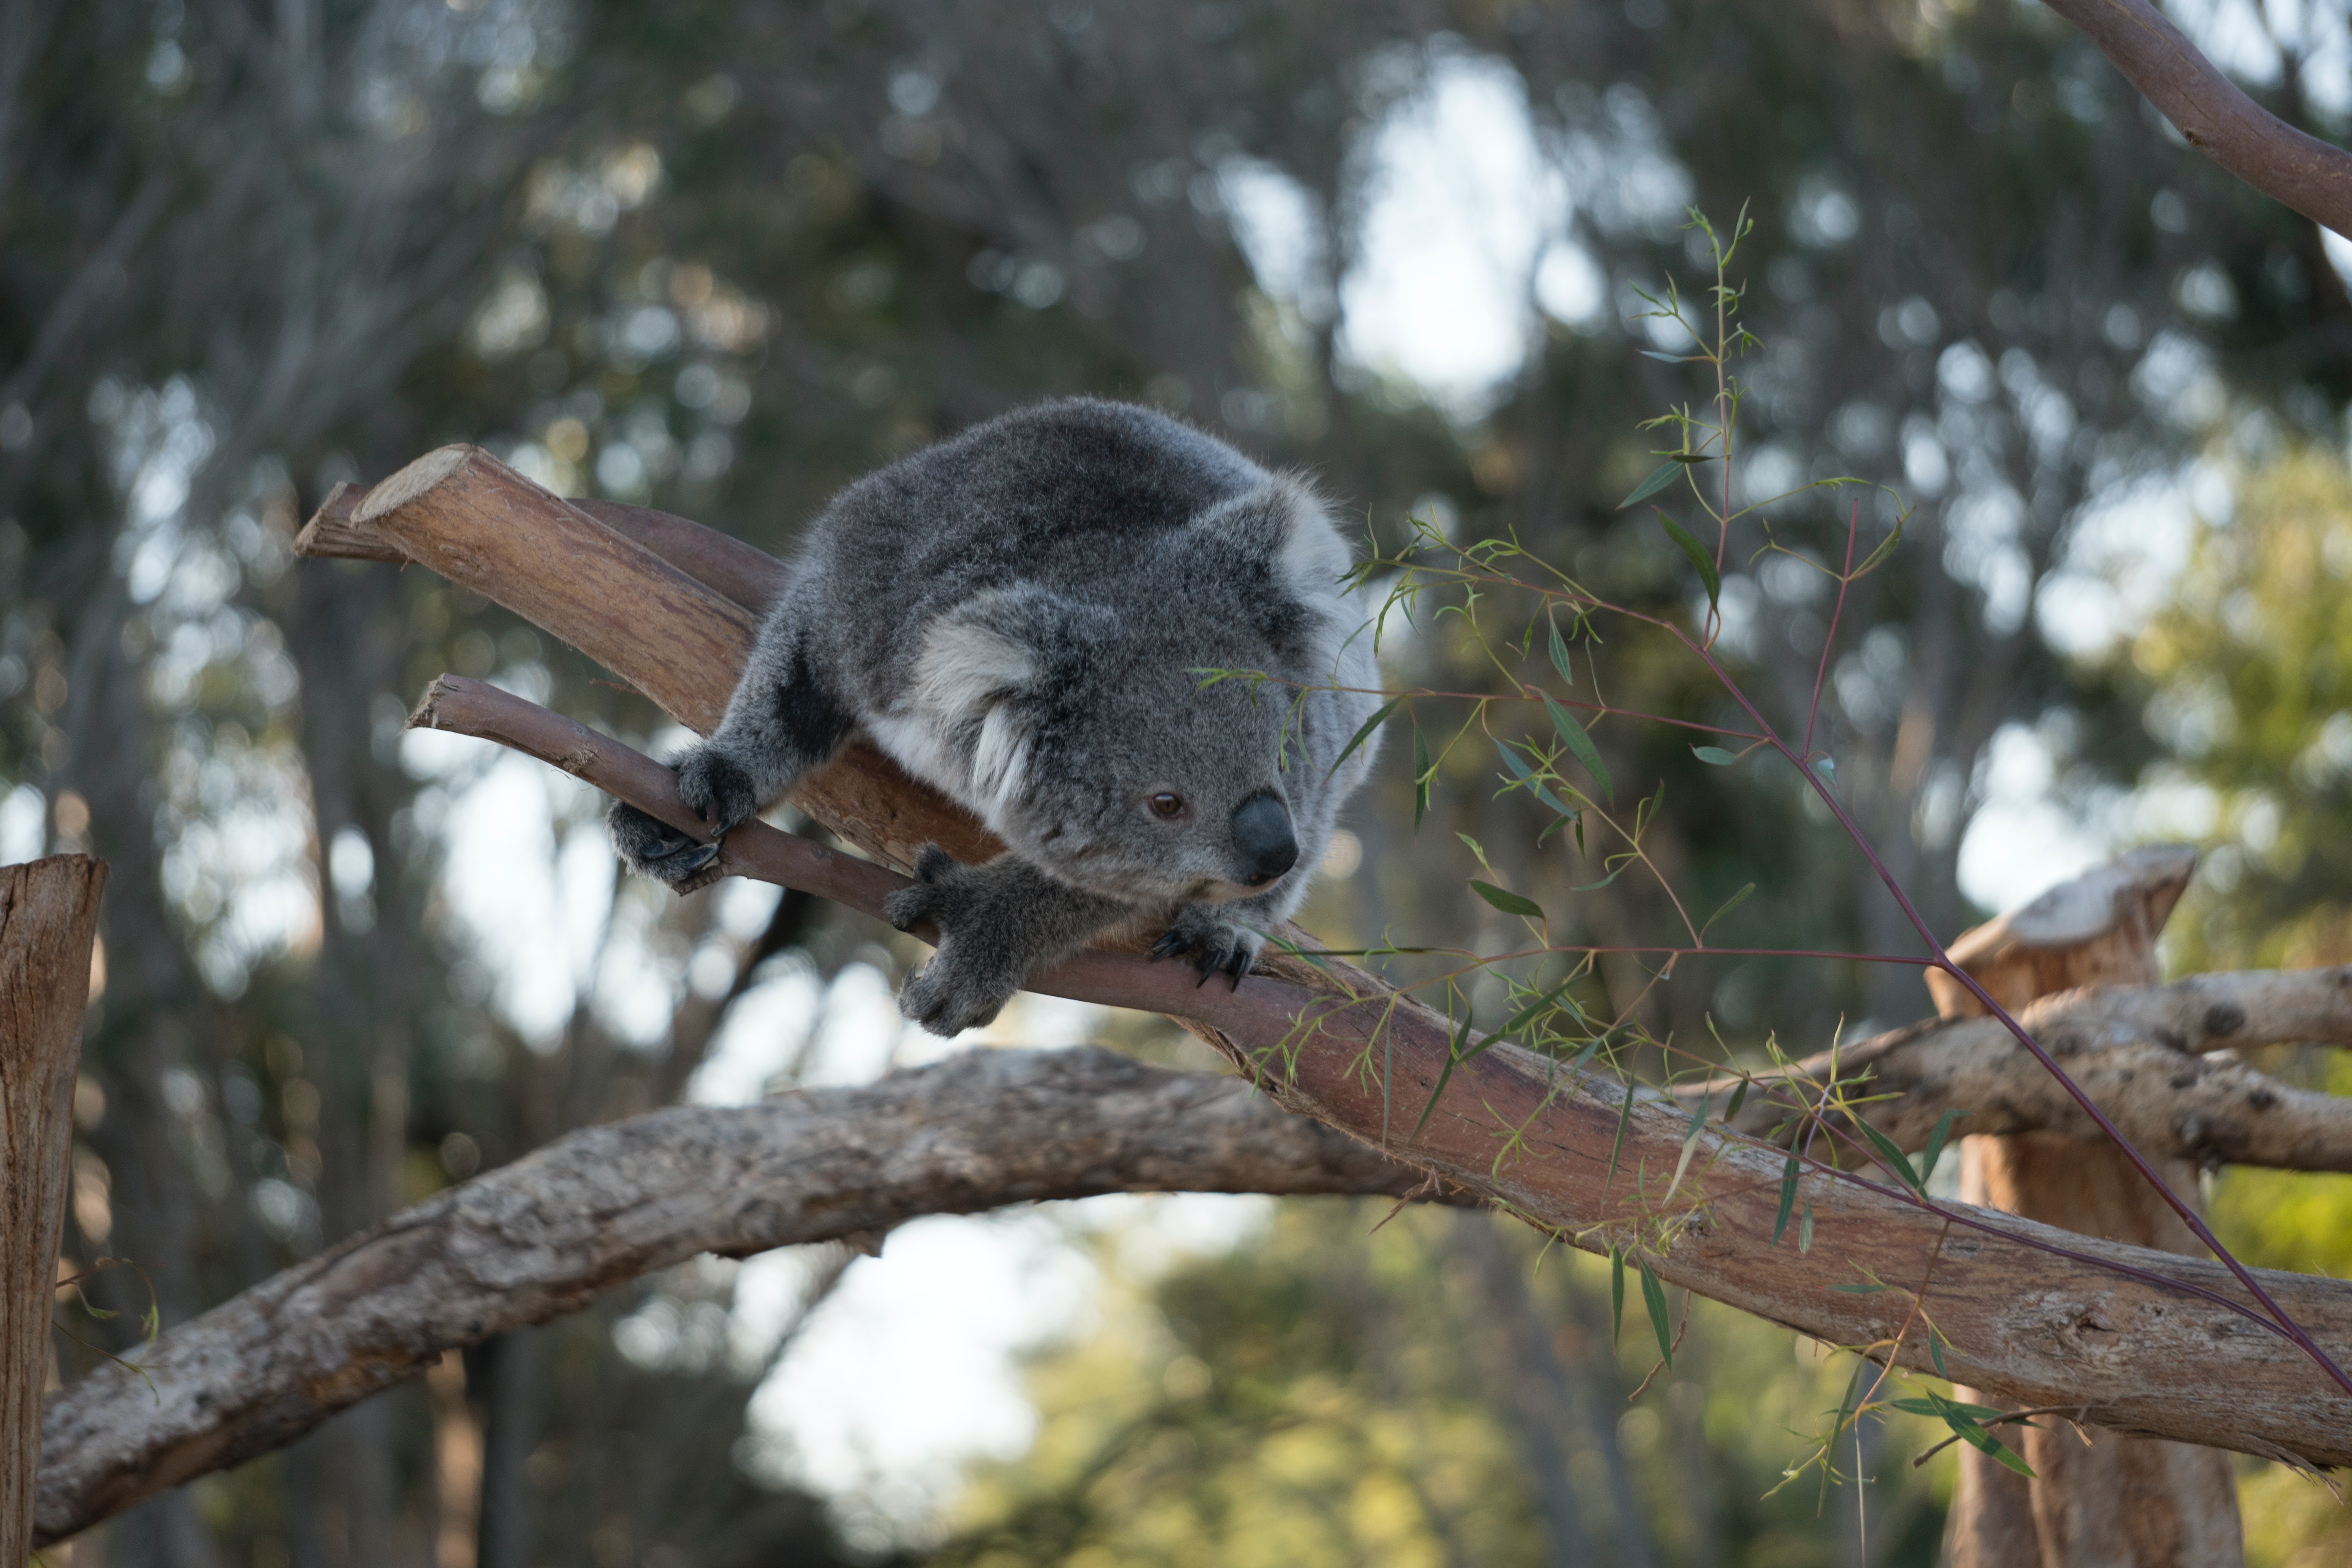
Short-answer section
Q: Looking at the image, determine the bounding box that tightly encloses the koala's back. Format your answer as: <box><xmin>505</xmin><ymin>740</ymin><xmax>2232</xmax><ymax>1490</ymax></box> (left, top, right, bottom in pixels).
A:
<box><xmin>789</xmin><ymin>400</ymin><xmax>1276</xmax><ymax>693</ymax></box>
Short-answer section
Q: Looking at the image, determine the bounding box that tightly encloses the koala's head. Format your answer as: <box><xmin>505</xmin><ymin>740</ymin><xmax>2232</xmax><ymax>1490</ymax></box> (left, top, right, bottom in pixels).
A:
<box><xmin>904</xmin><ymin>481</ymin><xmax>1354</xmax><ymax>907</ymax></box>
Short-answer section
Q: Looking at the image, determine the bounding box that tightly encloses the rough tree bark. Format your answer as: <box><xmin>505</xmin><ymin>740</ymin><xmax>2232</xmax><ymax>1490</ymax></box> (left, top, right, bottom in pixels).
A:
<box><xmin>1933</xmin><ymin>850</ymin><xmax>2243</xmax><ymax>1568</ymax></box>
<box><xmin>3</xmin><ymin>855</ymin><xmax>107</xmax><ymax>1568</ymax></box>
<box><xmin>35</xmin><ymin>1047</ymin><xmax>1437</xmax><ymax>1544</ymax></box>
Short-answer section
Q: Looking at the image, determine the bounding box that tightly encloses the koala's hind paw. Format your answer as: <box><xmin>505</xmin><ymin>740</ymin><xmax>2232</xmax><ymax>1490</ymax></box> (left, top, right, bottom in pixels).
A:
<box><xmin>1149</xmin><ymin>907</ymin><xmax>1266</xmax><ymax>989</ymax></box>
<box><xmin>608</xmin><ymin>799</ymin><xmax>724</xmax><ymax>889</ymax></box>
<box><xmin>886</xmin><ymin>848</ymin><xmax>1022</xmax><ymax>1036</ymax></box>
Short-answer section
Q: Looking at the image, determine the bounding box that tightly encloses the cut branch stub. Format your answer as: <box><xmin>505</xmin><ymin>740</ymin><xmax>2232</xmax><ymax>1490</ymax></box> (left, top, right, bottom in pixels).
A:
<box><xmin>318</xmin><ymin>446</ymin><xmax>997</xmax><ymax>873</ymax></box>
<box><xmin>1930</xmin><ymin>846</ymin><xmax>2240</xmax><ymax>1568</ymax></box>
<box><xmin>1924</xmin><ymin>844</ymin><xmax>2196</xmax><ymax>1021</ymax></box>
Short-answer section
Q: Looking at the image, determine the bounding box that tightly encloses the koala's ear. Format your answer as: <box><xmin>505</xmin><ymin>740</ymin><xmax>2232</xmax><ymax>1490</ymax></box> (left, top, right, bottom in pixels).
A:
<box><xmin>1192</xmin><ymin>476</ymin><xmax>1356</xmax><ymax>598</ymax></box>
<box><xmin>909</xmin><ymin>585</ymin><xmax>1101</xmax><ymax>815</ymax></box>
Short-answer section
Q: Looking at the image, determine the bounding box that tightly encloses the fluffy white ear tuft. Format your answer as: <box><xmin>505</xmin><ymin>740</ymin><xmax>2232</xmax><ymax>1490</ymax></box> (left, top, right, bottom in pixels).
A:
<box><xmin>911</xmin><ymin>610</ymin><xmax>1036</xmax><ymax>731</ymax></box>
<box><xmin>907</xmin><ymin>594</ymin><xmax>1047</xmax><ymax>822</ymax></box>
<box><xmin>1270</xmin><ymin>476</ymin><xmax>1355</xmax><ymax>597</ymax></box>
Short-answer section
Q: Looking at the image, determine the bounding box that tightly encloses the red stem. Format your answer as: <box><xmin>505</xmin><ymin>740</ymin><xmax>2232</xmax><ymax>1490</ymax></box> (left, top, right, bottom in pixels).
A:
<box><xmin>1803</xmin><ymin>501</ymin><xmax>1860</xmax><ymax>763</ymax></box>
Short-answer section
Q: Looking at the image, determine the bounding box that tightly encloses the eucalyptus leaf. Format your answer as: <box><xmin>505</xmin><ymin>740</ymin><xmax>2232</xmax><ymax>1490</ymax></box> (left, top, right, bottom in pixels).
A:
<box><xmin>1412</xmin><ymin>727</ymin><xmax>1430</xmax><ymax>832</ymax></box>
<box><xmin>1541</xmin><ymin>692</ymin><xmax>1614</xmax><ymax>804</ymax></box>
<box><xmin>1330</xmin><ymin>695</ymin><xmax>1401</xmax><ymax>777</ymax></box>
<box><xmin>1690</xmin><ymin>745</ymin><xmax>1739</xmax><ymax>766</ymax></box>
<box><xmin>1773</xmin><ymin>1154</ymin><xmax>1800</xmax><ymax>1245</ymax></box>
<box><xmin>1618</xmin><ymin>460</ymin><xmax>1686</xmax><ymax>509</ymax></box>
<box><xmin>1610</xmin><ymin>1245</ymin><xmax>1626</xmax><ymax>1344</ymax></box>
<box><xmin>1471</xmin><ymin>880</ymin><xmax>1545</xmax><ymax>919</ymax></box>
<box><xmin>1658</xmin><ymin>515</ymin><xmax>1722</xmax><ymax>610</ymax></box>
<box><xmin>1637</xmin><ymin>1256</ymin><xmax>1673</xmax><ymax>1368</ymax></box>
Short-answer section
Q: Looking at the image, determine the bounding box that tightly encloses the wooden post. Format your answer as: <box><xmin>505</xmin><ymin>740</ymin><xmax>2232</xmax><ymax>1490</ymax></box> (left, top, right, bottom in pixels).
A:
<box><xmin>2</xmin><ymin>855</ymin><xmax>107</xmax><ymax>1568</ymax></box>
<box><xmin>1931</xmin><ymin>847</ymin><xmax>2245</xmax><ymax>1568</ymax></box>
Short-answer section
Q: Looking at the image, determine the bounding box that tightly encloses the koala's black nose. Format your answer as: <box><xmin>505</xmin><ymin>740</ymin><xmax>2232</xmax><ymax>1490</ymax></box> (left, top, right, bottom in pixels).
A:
<box><xmin>1230</xmin><ymin>793</ymin><xmax>1298</xmax><ymax>887</ymax></box>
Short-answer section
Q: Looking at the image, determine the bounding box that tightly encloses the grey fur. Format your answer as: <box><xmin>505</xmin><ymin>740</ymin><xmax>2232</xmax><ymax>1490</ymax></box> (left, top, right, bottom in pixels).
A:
<box><xmin>610</xmin><ymin>398</ymin><xmax>1384</xmax><ymax>1034</ymax></box>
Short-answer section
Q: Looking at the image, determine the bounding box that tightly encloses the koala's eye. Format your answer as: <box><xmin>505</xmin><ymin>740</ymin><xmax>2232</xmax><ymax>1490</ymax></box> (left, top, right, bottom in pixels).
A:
<box><xmin>1148</xmin><ymin>792</ymin><xmax>1187</xmax><ymax>820</ymax></box>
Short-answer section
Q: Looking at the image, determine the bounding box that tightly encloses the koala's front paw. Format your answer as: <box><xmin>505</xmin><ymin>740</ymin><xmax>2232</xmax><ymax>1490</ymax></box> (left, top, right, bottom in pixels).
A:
<box><xmin>608</xmin><ymin>747</ymin><xmax>758</xmax><ymax>891</ymax></box>
<box><xmin>1149</xmin><ymin>905</ymin><xmax>1267</xmax><ymax>988</ymax></box>
<box><xmin>886</xmin><ymin>847</ymin><xmax>1022</xmax><ymax>1036</ymax></box>
<box><xmin>608</xmin><ymin>799</ymin><xmax>722</xmax><ymax>888</ymax></box>
<box><xmin>675</xmin><ymin>748</ymin><xmax>759</xmax><ymax>837</ymax></box>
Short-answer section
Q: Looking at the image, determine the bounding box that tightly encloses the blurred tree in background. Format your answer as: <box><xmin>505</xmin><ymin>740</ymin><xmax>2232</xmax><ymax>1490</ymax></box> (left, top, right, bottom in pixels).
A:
<box><xmin>6</xmin><ymin>0</ymin><xmax>2351</xmax><ymax>1562</ymax></box>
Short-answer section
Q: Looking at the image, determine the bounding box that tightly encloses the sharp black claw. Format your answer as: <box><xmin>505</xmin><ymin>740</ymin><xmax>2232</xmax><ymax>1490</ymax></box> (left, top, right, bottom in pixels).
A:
<box><xmin>1224</xmin><ymin>947</ymin><xmax>1249</xmax><ymax>988</ymax></box>
<box><xmin>1149</xmin><ymin>931</ymin><xmax>1186</xmax><ymax>962</ymax></box>
<box><xmin>675</xmin><ymin>841</ymin><xmax>722</xmax><ymax>875</ymax></box>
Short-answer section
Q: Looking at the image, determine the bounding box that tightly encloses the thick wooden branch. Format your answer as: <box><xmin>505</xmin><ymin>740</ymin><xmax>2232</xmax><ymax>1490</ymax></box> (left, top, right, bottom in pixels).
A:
<box><xmin>1711</xmin><ymin>968</ymin><xmax>2352</xmax><ymax>1169</ymax></box>
<box><xmin>32</xmin><ymin>1047</ymin><xmax>1444</xmax><ymax>1546</ymax></box>
<box><xmin>261</xmin><ymin>447</ymin><xmax>2352</xmax><ymax>1477</ymax></box>
<box><xmin>296</xmin><ymin>456</ymin><xmax>994</xmax><ymax>871</ymax></box>
<box><xmin>3</xmin><ymin>857</ymin><xmax>106</xmax><ymax>1568</ymax></box>
<box><xmin>2042</xmin><ymin>0</ymin><xmax>2352</xmax><ymax>236</ymax></box>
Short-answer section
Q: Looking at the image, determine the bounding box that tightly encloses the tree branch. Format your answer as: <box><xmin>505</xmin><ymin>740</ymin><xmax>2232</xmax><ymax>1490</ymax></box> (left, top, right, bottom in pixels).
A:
<box><xmin>244</xmin><ymin>445</ymin><xmax>2352</xmax><ymax>1482</ymax></box>
<box><xmin>33</xmin><ymin>1047</ymin><xmax>1448</xmax><ymax>1547</ymax></box>
<box><xmin>2042</xmin><ymin>0</ymin><xmax>2352</xmax><ymax>237</ymax></box>
<box><xmin>1708</xmin><ymin>969</ymin><xmax>2352</xmax><ymax>1169</ymax></box>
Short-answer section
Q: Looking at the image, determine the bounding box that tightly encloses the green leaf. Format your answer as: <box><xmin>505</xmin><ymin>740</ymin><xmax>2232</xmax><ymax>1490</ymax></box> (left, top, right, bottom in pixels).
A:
<box><xmin>1925</xmin><ymin>1392</ymin><xmax>2037</xmax><ymax>1478</ymax></box>
<box><xmin>1920</xmin><ymin>1108</ymin><xmax>1965</xmax><ymax>1189</ymax></box>
<box><xmin>1773</xmin><ymin>1154</ymin><xmax>1800</xmax><ymax>1245</ymax></box>
<box><xmin>1724</xmin><ymin>1078</ymin><xmax>1748</xmax><ymax>1121</ymax></box>
<box><xmin>1666</xmin><ymin>1100</ymin><xmax>1705</xmax><ymax>1204</ymax></box>
<box><xmin>1610</xmin><ymin>1245</ymin><xmax>1626</xmax><ymax>1344</ymax></box>
<box><xmin>1927</xmin><ymin>1334</ymin><xmax>1951</xmax><ymax>1381</ymax></box>
<box><xmin>1471</xmin><ymin>880</ymin><xmax>1545</xmax><ymax>919</ymax></box>
<box><xmin>1637</xmin><ymin>1256</ymin><xmax>1673</xmax><ymax>1368</ymax></box>
<box><xmin>1548</xmin><ymin>622</ymin><xmax>1574</xmax><ymax>686</ymax></box>
<box><xmin>1330</xmin><ymin>696</ymin><xmax>1402</xmax><ymax>777</ymax></box>
<box><xmin>1502</xmin><ymin>978</ymin><xmax>1578</xmax><ymax>1038</ymax></box>
<box><xmin>1658</xmin><ymin>515</ymin><xmax>1722</xmax><ymax>610</ymax></box>
<box><xmin>1636</xmin><ymin>349</ymin><xmax>1697</xmax><ymax>364</ymax></box>
<box><xmin>1703</xmin><ymin>881</ymin><xmax>1756</xmax><ymax>933</ymax></box>
<box><xmin>1798</xmin><ymin>1198</ymin><xmax>1815</xmax><ymax>1253</ymax></box>
<box><xmin>1573</xmin><ymin>862</ymin><xmax>1629</xmax><ymax>892</ymax></box>
<box><xmin>1857</xmin><ymin>1118</ymin><xmax>1927</xmax><ymax>1195</ymax></box>
<box><xmin>1541</xmin><ymin>692</ymin><xmax>1613</xmax><ymax>804</ymax></box>
<box><xmin>1497</xmin><ymin>743</ymin><xmax>1571</xmax><ymax>817</ymax></box>
<box><xmin>1618</xmin><ymin>460</ymin><xmax>1687</xmax><ymax>509</ymax></box>
<box><xmin>1606</xmin><ymin>1077</ymin><xmax>1636</xmax><ymax>1194</ymax></box>
<box><xmin>1409</xmin><ymin>1008</ymin><xmax>1475</xmax><ymax>1143</ymax></box>
<box><xmin>1412</xmin><ymin>727</ymin><xmax>1431</xmax><ymax>832</ymax></box>
<box><xmin>1856</xmin><ymin>515</ymin><xmax>1906</xmax><ymax>575</ymax></box>
<box><xmin>1690</xmin><ymin>745</ymin><xmax>1739</xmax><ymax>766</ymax></box>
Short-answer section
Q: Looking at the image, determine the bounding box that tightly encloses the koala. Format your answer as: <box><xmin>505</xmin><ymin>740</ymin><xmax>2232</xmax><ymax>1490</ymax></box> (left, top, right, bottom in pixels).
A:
<box><xmin>608</xmin><ymin>397</ymin><xmax>1383</xmax><ymax>1035</ymax></box>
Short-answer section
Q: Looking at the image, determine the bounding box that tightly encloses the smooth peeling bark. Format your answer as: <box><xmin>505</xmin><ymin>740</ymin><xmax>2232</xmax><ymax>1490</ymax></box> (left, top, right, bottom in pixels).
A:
<box><xmin>2042</xmin><ymin>0</ymin><xmax>2352</xmax><ymax>238</ymax></box>
<box><xmin>2</xmin><ymin>856</ymin><xmax>107</xmax><ymax>1568</ymax></box>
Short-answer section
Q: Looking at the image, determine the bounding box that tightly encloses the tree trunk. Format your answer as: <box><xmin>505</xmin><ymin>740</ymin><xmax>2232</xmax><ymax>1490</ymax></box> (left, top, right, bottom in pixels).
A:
<box><xmin>2</xmin><ymin>855</ymin><xmax>107</xmax><ymax>1568</ymax></box>
<box><xmin>1934</xmin><ymin>848</ymin><xmax>2245</xmax><ymax>1568</ymax></box>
